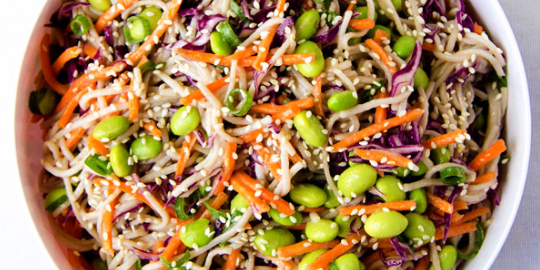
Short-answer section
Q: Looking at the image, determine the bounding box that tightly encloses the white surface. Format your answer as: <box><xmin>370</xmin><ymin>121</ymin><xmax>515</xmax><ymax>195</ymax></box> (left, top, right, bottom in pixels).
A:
<box><xmin>0</xmin><ymin>1</ymin><xmax>535</xmax><ymax>270</ymax></box>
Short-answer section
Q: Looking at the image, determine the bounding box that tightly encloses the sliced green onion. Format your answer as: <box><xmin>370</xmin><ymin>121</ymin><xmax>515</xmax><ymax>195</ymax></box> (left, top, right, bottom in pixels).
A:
<box><xmin>139</xmin><ymin>6</ymin><xmax>163</xmax><ymax>30</ymax></box>
<box><xmin>123</xmin><ymin>16</ymin><xmax>152</xmax><ymax>44</ymax></box>
<box><xmin>160</xmin><ymin>252</ymin><xmax>189</xmax><ymax>269</ymax></box>
<box><xmin>226</xmin><ymin>88</ymin><xmax>253</xmax><ymax>116</ymax></box>
<box><xmin>70</xmin><ymin>14</ymin><xmax>91</xmax><ymax>36</ymax></box>
<box><xmin>84</xmin><ymin>155</ymin><xmax>112</xmax><ymax>176</ymax></box>
<box><xmin>230</xmin><ymin>1</ymin><xmax>251</xmax><ymax>22</ymax></box>
<box><xmin>458</xmin><ymin>222</ymin><xmax>484</xmax><ymax>259</ymax></box>
<box><xmin>138</xmin><ymin>61</ymin><xmax>166</xmax><ymax>74</ymax></box>
<box><xmin>204</xmin><ymin>200</ymin><xmax>227</xmax><ymax>220</ymax></box>
<box><xmin>29</xmin><ymin>87</ymin><xmax>59</xmax><ymax>115</ymax></box>
<box><xmin>44</xmin><ymin>187</ymin><xmax>69</xmax><ymax>212</ymax></box>
<box><xmin>135</xmin><ymin>259</ymin><xmax>142</xmax><ymax>270</ymax></box>
<box><xmin>440</xmin><ymin>166</ymin><xmax>466</xmax><ymax>185</ymax></box>
<box><xmin>216</xmin><ymin>21</ymin><xmax>241</xmax><ymax>47</ymax></box>
<box><xmin>174</xmin><ymin>197</ymin><xmax>195</xmax><ymax>220</ymax></box>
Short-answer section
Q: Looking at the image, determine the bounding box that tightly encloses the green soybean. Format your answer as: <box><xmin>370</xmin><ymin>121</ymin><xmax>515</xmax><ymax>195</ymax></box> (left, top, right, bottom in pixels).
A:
<box><xmin>289</xmin><ymin>183</ymin><xmax>327</xmax><ymax>208</ymax></box>
<box><xmin>409</xmin><ymin>188</ymin><xmax>428</xmax><ymax>214</ymax></box>
<box><xmin>293</xmin><ymin>110</ymin><xmax>327</xmax><ymax>147</ymax></box>
<box><xmin>352</xmin><ymin>6</ymin><xmax>377</xmax><ymax>22</ymax></box>
<box><xmin>29</xmin><ymin>87</ymin><xmax>59</xmax><ymax>115</ymax></box>
<box><xmin>131</xmin><ymin>135</ymin><xmax>162</xmax><ymax>160</ymax></box>
<box><xmin>269</xmin><ymin>208</ymin><xmax>303</xmax><ymax>226</ymax></box>
<box><xmin>413</xmin><ymin>67</ymin><xmax>429</xmax><ymax>89</ymax></box>
<box><xmin>390</xmin><ymin>0</ymin><xmax>403</xmax><ymax>11</ymax></box>
<box><xmin>403</xmin><ymin>212</ymin><xmax>435</xmax><ymax>247</ymax></box>
<box><xmin>410</xmin><ymin>161</ymin><xmax>427</xmax><ymax>177</ymax></box>
<box><xmin>295</xmin><ymin>41</ymin><xmax>325</xmax><ymax>77</ymax></box>
<box><xmin>210</xmin><ymin>31</ymin><xmax>232</xmax><ymax>56</ymax></box>
<box><xmin>364</xmin><ymin>210</ymin><xmax>408</xmax><ymax>239</ymax></box>
<box><xmin>93</xmin><ymin>116</ymin><xmax>130</xmax><ymax>141</ymax></box>
<box><xmin>393</xmin><ymin>36</ymin><xmax>416</xmax><ymax>59</ymax></box>
<box><xmin>392</xmin><ymin>167</ymin><xmax>410</xmax><ymax>178</ymax></box>
<box><xmin>367</xmin><ymin>25</ymin><xmax>392</xmax><ymax>39</ymax></box>
<box><xmin>180</xmin><ymin>218</ymin><xmax>215</xmax><ymax>249</ymax></box>
<box><xmin>333</xmin><ymin>253</ymin><xmax>365</xmax><ymax>270</ymax></box>
<box><xmin>170</xmin><ymin>106</ymin><xmax>200</xmax><ymax>136</ymax></box>
<box><xmin>440</xmin><ymin>166</ymin><xmax>466</xmax><ymax>185</ymax></box>
<box><xmin>324</xmin><ymin>184</ymin><xmax>341</xmax><ymax>208</ymax></box>
<box><xmin>305</xmin><ymin>219</ymin><xmax>339</xmax><ymax>243</ymax></box>
<box><xmin>253</xmin><ymin>228</ymin><xmax>295</xmax><ymax>257</ymax></box>
<box><xmin>44</xmin><ymin>187</ymin><xmax>68</xmax><ymax>212</ymax></box>
<box><xmin>295</xmin><ymin>10</ymin><xmax>320</xmax><ymax>41</ymax></box>
<box><xmin>89</xmin><ymin>0</ymin><xmax>111</xmax><ymax>12</ymax></box>
<box><xmin>334</xmin><ymin>214</ymin><xmax>361</xmax><ymax>238</ymax></box>
<box><xmin>430</xmin><ymin>146</ymin><xmax>451</xmax><ymax>164</ymax></box>
<box><xmin>376</xmin><ymin>176</ymin><xmax>406</xmax><ymax>202</ymax></box>
<box><xmin>298</xmin><ymin>250</ymin><xmax>327</xmax><ymax>270</ymax></box>
<box><xmin>139</xmin><ymin>6</ymin><xmax>162</xmax><ymax>30</ymax></box>
<box><xmin>337</xmin><ymin>164</ymin><xmax>377</xmax><ymax>198</ymax></box>
<box><xmin>439</xmin><ymin>245</ymin><xmax>458</xmax><ymax>270</ymax></box>
<box><xmin>230</xmin><ymin>193</ymin><xmax>250</xmax><ymax>213</ymax></box>
<box><xmin>110</xmin><ymin>144</ymin><xmax>132</xmax><ymax>177</ymax></box>
<box><xmin>327</xmin><ymin>90</ymin><xmax>358</xmax><ymax>112</ymax></box>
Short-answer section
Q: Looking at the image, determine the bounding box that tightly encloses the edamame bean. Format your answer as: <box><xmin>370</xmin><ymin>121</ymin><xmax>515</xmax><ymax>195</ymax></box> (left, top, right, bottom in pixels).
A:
<box><xmin>295</xmin><ymin>41</ymin><xmax>325</xmax><ymax>77</ymax></box>
<box><xmin>430</xmin><ymin>146</ymin><xmax>450</xmax><ymax>164</ymax></box>
<box><xmin>337</xmin><ymin>164</ymin><xmax>377</xmax><ymax>198</ymax></box>
<box><xmin>353</xmin><ymin>6</ymin><xmax>377</xmax><ymax>22</ymax></box>
<box><xmin>295</xmin><ymin>10</ymin><xmax>320</xmax><ymax>41</ymax></box>
<box><xmin>29</xmin><ymin>87</ymin><xmax>59</xmax><ymax>115</ymax></box>
<box><xmin>230</xmin><ymin>194</ymin><xmax>250</xmax><ymax>213</ymax></box>
<box><xmin>414</xmin><ymin>67</ymin><xmax>429</xmax><ymax>89</ymax></box>
<box><xmin>89</xmin><ymin>0</ymin><xmax>111</xmax><ymax>12</ymax></box>
<box><xmin>333</xmin><ymin>253</ymin><xmax>365</xmax><ymax>270</ymax></box>
<box><xmin>139</xmin><ymin>6</ymin><xmax>162</xmax><ymax>30</ymax></box>
<box><xmin>392</xmin><ymin>167</ymin><xmax>410</xmax><ymax>178</ymax></box>
<box><xmin>180</xmin><ymin>218</ymin><xmax>215</xmax><ymax>249</ymax></box>
<box><xmin>298</xmin><ymin>250</ymin><xmax>327</xmax><ymax>270</ymax></box>
<box><xmin>439</xmin><ymin>245</ymin><xmax>458</xmax><ymax>270</ymax></box>
<box><xmin>93</xmin><ymin>116</ymin><xmax>129</xmax><ymax>141</ymax></box>
<box><xmin>327</xmin><ymin>90</ymin><xmax>358</xmax><ymax>112</ymax></box>
<box><xmin>393</xmin><ymin>36</ymin><xmax>416</xmax><ymax>58</ymax></box>
<box><xmin>210</xmin><ymin>31</ymin><xmax>232</xmax><ymax>56</ymax></box>
<box><xmin>293</xmin><ymin>110</ymin><xmax>327</xmax><ymax>147</ymax></box>
<box><xmin>324</xmin><ymin>184</ymin><xmax>341</xmax><ymax>208</ymax></box>
<box><xmin>170</xmin><ymin>106</ymin><xmax>200</xmax><ymax>136</ymax></box>
<box><xmin>289</xmin><ymin>183</ymin><xmax>327</xmax><ymax>208</ymax></box>
<box><xmin>305</xmin><ymin>219</ymin><xmax>339</xmax><ymax>243</ymax></box>
<box><xmin>409</xmin><ymin>188</ymin><xmax>428</xmax><ymax>214</ymax></box>
<box><xmin>91</xmin><ymin>259</ymin><xmax>108</xmax><ymax>270</ymax></box>
<box><xmin>410</xmin><ymin>161</ymin><xmax>427</xmax><ymax>177</ymax></box>
<box><xmin>364</xmin><ymin>210</ymin><xmax>408</xmax><ymax>239</ymax></box>
<box><xmin>391</xmin><ymin>0</ymin><xmax>403</xmax><ymax>12</ymax></box>
<box><xmin>403</xmin><ymin>212</ymin><xmax>435</xmax><ymax>247</ymax></box>
<box><xmin>110</xmin><ymin>144</ymin><xmax>133</xmax><ymax>177</ymax></box>
<box><xmin>253</xmin><ymin>228</ymin><xmax>295</xmax><ymax>257</ymax></box>
<box><xmin>131</xmin><ymin>135</ymin><xmax>162</xmax><ymax>160</ymax></box>
<box><xmin>334</xmin><ymin>214</ymin><xmax>361</xmax><ymax>237</ymax></box>
<box><xmin>375</xmin><ymin>176</ymin><xmax>406</xmax><ymax>202</ymax></box>
<box><xmin>269</xmin><ymin>208</ymin><xmax>303</xmax><ymax>226</ymax></box>
<box><xmin>367</xmin><ymin>25</ymin><xmax>392</xmax><ymax>39</ymax></box>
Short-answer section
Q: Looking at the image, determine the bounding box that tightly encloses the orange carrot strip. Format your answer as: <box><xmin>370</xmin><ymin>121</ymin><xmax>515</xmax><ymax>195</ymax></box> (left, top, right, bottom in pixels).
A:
<box><xmin>199</xmin><ymin>192</ymin><xmax>230</xmax><ymax>220</ymax></box>
<box><xmin>422</xmin><ymin>129</ymin><xmax>468</xmax><ymax>150</ymax></box>
<box><xmin>415</xmin><ymin>255</ymin><xmax>430</xmax><ymax>270</ymax></box>
<box><xmin>277</xmin><ymin>240</ymin><xmax>340</xmax><ymax>258</ymax></box>
<box><xmin>253</xmin><ymin>0</ymin><xmax>286</xmax><ymax>70</ymax></box>
<box><xmin>235</xmin><ymin>171</ymin><xmax>294</xmax><ymax>215</ymax></box>
<box><xmin>454</xmin><ymin>207</ymin><xmax>490</xmax><ymax>225</ymax></box>
<box><xmin>175</xmin><ymin>48</ymin><xmax>314</xmax><ymax>66</ymax></box>
<box><xmin>473</xmin><ymin>22</ymin><xmax>483</xmax><ymax>35</ymax></box>
<box><xmin>102</xmin><ymin>187</ymin><xmax>117</xmax><ymax>255</ymax></box>
<box><xmin>88</xmin><ymin>135</ymin><xmax>110</xmax><ymax>156</ymax></box>
<box><xmin>283</xmin><ymin>224</ymin><xmax>306</xmax><ymax>230</ymax></box>
<box><xmin>249</xmin><ymin>141</ymin><xmax>283</xmax><ymax>182</ymax></box>
<box><xmin>52</xmin><ymin>46</ymin><xmax>81</xmax><ymax>75</ymax></box>
<box><xmin>83</xmin><ymin>43</ymin><xmax>98</xmax><ymax>58</ymax></box>
<box><xmin>239</xmin><ymin>128</ymin><xmax>265</xmax><ymax>142</ymax></box>
<box><xmin>222</xmin><ymin>248</ymin><xmax>241</xmax><ymax>270</ymax></box>
<box><xmin>214</xmin><ymin>142</ymin><xmax>238</xmax><ymax>194</ymax></box>
<box><xmin>230</xmin><ymin>175</ymin><xmax>270</xmax><ymax>213</ymax></box>
<box><xmin>57</xmin><ymin>87</ymin><xmax>90</xmax><ymax>128</ymax></box>
<box><xmin>128</xmin><ymin>79</ymin><xmax>139</xmax><ymax>121</ymax></box>
<box><xmin>468</xmin><ymin>139</ymin><xmax>506</xmax><ymax>172</ymax></box>
<box><xmin>40</xmin><ymin>34</ymin><xmax>68</xmax><ymax>95</ymax></box>
<box><xmin>471</xmin><ymin>171</ymin><xmax>497</xmax><ymax>185</ymax></box>
<box><xmin>427</xmin><ymin>193</ymin><xmax>453</xmax><ymax>214</ymax></box>
<box><xmin>422</xmin><ymin>42</ymin><xmax>436</xmax><ymax>51</ymax></box>
<box><xmin>238</xmin><ymin>53</ymin><xmax>315</xmax><ymax>66</ymax></box>
<box><xmin>251</xmin><ymin>98</ymin><xmax>314</xmax><ymax>114</ymax></box>
<box><xmin>339</xmin><ymin>200</ymin><xmax>417</xmax><ymax>216</ymax></box>
<box><xmin>373</xmin><ymin>29</ymin><xmax>390</xmax><ymax>45</ymax></box>
<box><xmin>454</xmin><ymin>201</ymin><xmax>468</xmax><ymax>211</ymax></box>
<box><xmin>349</xmin><ymin>19</ymin><xmax>375</xmax><ymax>30</ymax></box>
<box><xmin>95</xmin><ymin>0</ymin><xmax>137</xmax><ymax>33</ymax></box>
<box><xmin>175</xmin><ymin>133</ymin><xmax>197</xmax><ymax>177</ymax></box>
<box><xmin>374</xmin><ymin>92</ymin><xmax>388</xmax><ymax>123</ymax></box>
<box><xmin>363</xmin><ymin>250</ymin><xmax>382</xmax><ymax>267</ymax></box>
<box><xmin>161</xmin><ymin>219</ymin><xmax>192</xmax><ymax>261</ymax></box>
<box><xmin>435</xmin><ymin>222</ymin><xmax>477</xmax><ymax>240</ymax></box>
<box><xmin>313</xmin><ymin>75</ymin><xmax>324</xmax><ymax>117</ymax></box>
<box><xmin>347</xmin><ymin>2</ymin><xmax>355</xmax><ymax>11</ymax></box>
<box><xmin>365</xmin><ymin>38</ymin><xmax>398</xmax><ymax>73</ymax></box>
<box><xmin>331</xmin><ymin>108</ymin><xmax>424</xmax><ymax>152</ymax></box>
<box><xmin>153</xmin><ymin>241</ymin><xmax>165</xmax><ymax>254</ymax></box>
<box><xmin>269</xmin><ymin>258</ymin><xmax>294</xmax><ymax>270</ymax></box>
<box><xmin>180</xmin><ymin>75</ymin><xmax>231</xmax><ymax>106</ymax></box>
<box><xmin>143</xmin><ymin>122</ymin><xmax>162</xmax><ymax>137</ymax></box>
<box><xmin>272</xmin><ymin>106</ymin><xmax>300</xmax><ymax>123</ymax></box>
<box><xmin>94</xmin><ymin>178</ymin><xmax>167</xmax><ymax>213</ymax></box>
<box><xmin>308</xmin><ymin>234</ymin><xmax>363</xmax><ymax>269</ymax></box>
<box><xmin>66</xmin><ymin>128</ymin><xmax>87</xmax><ymax>151</ymax></box>
<box><xmin>353</xmin><ymin>148</ymin><xmax>415</xmax><ymax>168</ymax></box>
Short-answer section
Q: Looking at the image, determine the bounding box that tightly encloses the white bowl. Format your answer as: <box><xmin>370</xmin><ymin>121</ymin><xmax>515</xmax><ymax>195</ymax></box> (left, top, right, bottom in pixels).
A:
<box><xmin>14</xmin><ymin>0</ymin><xmax>530</xmax><ymax>269</ymax></box>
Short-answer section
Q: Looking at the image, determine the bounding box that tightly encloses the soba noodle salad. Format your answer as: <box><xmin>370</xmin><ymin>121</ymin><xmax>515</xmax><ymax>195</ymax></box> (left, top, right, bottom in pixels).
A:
<box><xmin>30</xmin><ymin>0</ymin><xmax>510</xmax><ymax>269</ymax></box>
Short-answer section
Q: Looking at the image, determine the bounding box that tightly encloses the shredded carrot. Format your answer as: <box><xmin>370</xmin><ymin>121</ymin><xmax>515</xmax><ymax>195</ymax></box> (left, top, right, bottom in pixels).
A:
<box><xmin>83</xmin><ymin>43</ymin><xmax>98</xmax><ymax>59</ymax></box>
<box><xmin>249</xmin><ymin>141</ymin><xmax>283</xmax><ymax>182</ymax></box>
<box><xmin>102</xmin><ymin>187</ymin><xmax>117</xmax><ymax>255</ymax></box>
<box><xmin>349</xmin><ymin>19</ymin><xmax>376</xmax><ymax>30</ymax></box>
<box><xmin>199</xmin><ymin>193</ymin><xmax>230</xmax><ymax>220</ymax></box>
<box><xmin>175</xmin><ymin>133</ymin><xmax>197</xmax><ymax>177</ymax></box>
<box><xmin>40</xmin><ymin>34</ymin><xmax>68</xmax><ymax>95</ymax></box>
<box><xmin>434</xmin><ymin>208</ymin><xmax>463</xmax><ymax>223</ymax></box>
<box><xmin>94</xmin><ymin>178</ymin><xmax>167</xmax><ymax>214</ymax></box>
<box><xmin>427</xmin><ymin>193</ymin><xmax>453</xmax><ymax>214</ymax></box>
<box><xmin>153</xmin><ymin>241</ymin><xmax>165</xmax><ymax>254</ymax></box>
<box><xmin>300</xmin><ymin>206</ymin><xmax>327</xmax><ymax>213</ymax></box>
<box><xmin>128</xmin><ymin>79</ymin><xmax>139</xmax><ymax>121</ymax></box>
<box><xmin>269</xmin><ymin>258</ymin><xmax>294</xmax><ymax>270</ymax></box>
<box><xmin>468</xmin><ymin>139</ymin><xmax>506</xmax><ymax>171</ymax></box>
<box><xmin>308</xmin><ymin>234</ymin><xmax>363</xmax><ymax>269</ymax></box>
<box><xmin>347</xmin><ymin>2</ymin><xmax>355</xmax><ymax>11</ymax></box>
<box><xmin>414</xmin><ymin>255</ymin><xmax>430</xmax><ymax>270</ymax></box>
<box><xmin>239</xmin><ymin>128</ymin><xmax>265</xmax><ymax>142</ymax></box>
<box><xmin>222</xmin><ymin>248</ymin><xmax>241</xmax><ymax>270</ymax></box>
<box><xmin>313</xmin><ymin>75</ymin><xmax>324</xmax><ymax>117</ymax></box>
<box><xmin>473</xmin><ymin>22</ymin><xmax>484</xmax><ymax>35</ymax></box>
<box><xmin>52</xmin><ymin>46</ymin><xmax>81</xmax><ymax>75</ymax></box>
<box><xmin>374</xmin><ymin>92</ymin><xmax>388</xmax><ymax>123</ymax></box>
<box><xmin>161</xmin><ymin>219</ymin><xmax>192</xmax><ymax>261</ymax></box>
<box><xmin>175</xmin><ymin>48</ymin><xmax>314</xmax><ymax>67</ymax></box>
<box><xmin>283</xmin><ymin>224</ymin><xmax>306</xmax><ymax>230</ymax></box>
<box><xmin>422</xmin><ymin>129</ymin><xmax>468</xmax><ymax>150</ymax></box>
<box><xmin>422</xmin><ymin>42</ymin><xmax>436</xmax><ymax>51</ymax></box>
<box><xmin>363</xmin><ymin>250</ymin><xmax>382</xmax><ymax>267</ymax></box>
<box><xmin>471</xmin><ymin>171</ymin><xmax>497</xmax><ymax>185</ymax></box>
<box><xmin>234</xmin><ymin>171</ymin><xmax>294</xmax><ymax>215</ymax></box>
<box><xmin>230</xmin><ymin>175</ymin><xmax>270</xmax><ymax>213</ymax></box>
<box><xmin>373</xmin><ymin>29</ymin><xmax>390</xmax><ymax>45</ymax></box>
<box><xmin>180</xmin><ymin>75</ymin><xmax>232</xmax><ymax>106</ymax></box>
<box><xmin>66</xmin><ymin>128</ymin><xmax>87</xmax><ymax>151</ymax></box>
<box><xmin>143</xmin><ymin>122</ymin><xmax>162</xmax><ymax>137</ymax></box>
<box><xmin>365</xmin><ymin>38</ymin><xmax>398</xmax><ymax>73</ymax></box>
<box><xmin>251</xmin><ymin>97</ymin><xmax>314</xmax><ymax>114</ymax></box>
<box><xmin>95</xmin><ymin>0</ymin><xmax>137</xmax><ymax>33</ymax></box>
<box><xmin>454</xmin><ymin>201</ymin><xmax>468</xmax><ymax>211</ymax></box>
<box><xmin>454</xmin><ymin>207</ymin><xmax>490</xmax><ymax>225</ymax></box>
<box><xmin>331</xmin><ymin>108</ymin><xmax>424</xmax><ymax>151</ymax></box>
<box><xmin>88</xmin><ymin>135</ymin><xmax>109</xmax><ymax>156</ymax></box>
<box><xmin>57</xmin><ymin>87</ymin><xmax>90</xmax><ymax>128</ymax></box>
<box><xmin>339</xmin><ymin>200</ymin><xmax>417</xmax><ymax>216</ymax></box>
<box><xmin>354</xmin><ymin>148</ymin><xmax>415</xmax><ymax>168</ymax></box>
<box><xmin>435</xmin><ymin>221</ymin><xmax>477</xmax><ymax>240</ymax></box>
<box><xmin>214</xmin><ymin>142</ymin><xmax>238</xmax><ymax>194</ymax></box>
<box><xmin>253</xmin><ymin>0</ymin><xmax>287</xmax><ymax>70</ymax></box>
<box><xmin>277</xmin><ymin>240</ymin><xmax>340</xmax><ymax>258</ymax></box>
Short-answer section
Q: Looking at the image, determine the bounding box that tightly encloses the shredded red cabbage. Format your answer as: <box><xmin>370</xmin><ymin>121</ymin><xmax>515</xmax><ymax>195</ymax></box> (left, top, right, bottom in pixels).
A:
<box><xmin>132</xmin><ymin>247</ymin><xmax>161</xmax><ymax>261</ymax></box>
<box><xmin>379</xmin><ymin>237</ymin><xmax>408</xmax><ymax>266</ymax></box>
<box><xmin>443</xmin><ymin>186</ymin><xmax>463</xmax><ymax>242</ymax></box>
<box><xmin>313</xmin><ymin>21</ymin><xmax>342</xmax><ymax>46</ymax></box>
<box><xmin>390</xmin><ymin>42</ymin><xmax>422</xmax><ymax>97</ymax></box>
